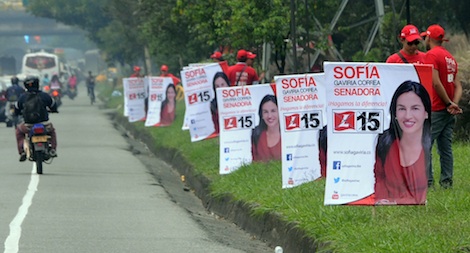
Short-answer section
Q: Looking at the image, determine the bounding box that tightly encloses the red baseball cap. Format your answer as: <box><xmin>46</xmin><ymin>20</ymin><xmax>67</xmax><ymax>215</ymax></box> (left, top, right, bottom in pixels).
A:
<box><xmin>210</xmin><ymin>51</ymin><xmax>222</xmax><ymax>59</ymax></box>
<box><xmin>236</xmin><ymin>49</ymin><xmax>256</xmax><ymax>60</ymax></box>
<box><xmin>400</xmin><ymin>24</ymin><xmax>422</xmax><ymax>42</ymax></box>
<box><xmin>420</xmin><ymin>24</ymin><xmax>449</xmax><ymax>41</ymax></box>
<box><xmin>236</xmin><ymin>49</ymin><xmax>248</xmax><ymax>60</ymax></box>
<box><xmin>160</xmin><ymin>65</ymin><xmax>168</xmax><ymax>71</ymax></box>
<box><xmin>246</xmin><ymin>51</ymin><xmax>256</xmax><ymax>59</ymax></box>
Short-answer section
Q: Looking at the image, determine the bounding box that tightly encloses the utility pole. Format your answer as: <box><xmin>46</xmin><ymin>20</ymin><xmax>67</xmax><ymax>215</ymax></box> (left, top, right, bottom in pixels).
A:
<box><xmin>290</xmin><ymin>0</ymin><xmax>298</xmax><ymax>73</ymax></box>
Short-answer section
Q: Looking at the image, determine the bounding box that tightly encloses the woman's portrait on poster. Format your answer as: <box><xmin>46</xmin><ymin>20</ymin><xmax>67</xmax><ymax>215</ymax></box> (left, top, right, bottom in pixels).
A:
<box><xmin>374</xmin><ymin>80</ymin><xmax>431</xmax><ymax>205</ymax></box>
<box><xmin>251</xmin><ymin>94</ymin><xmax>282</xmax><ymax>162</ymax></box>
<box><xmin>160</xmin><ymin>83</ymin><xmax>177</xmax><ymax>126</ymax></box>
<box><xmin>211</xmin><ymin>72</ymin><xmax>230</xmax><ymax>134</ymax></box>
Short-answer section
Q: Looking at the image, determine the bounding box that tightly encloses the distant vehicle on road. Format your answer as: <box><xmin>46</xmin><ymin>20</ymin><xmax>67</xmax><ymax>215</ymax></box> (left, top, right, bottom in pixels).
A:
<box><xmin>21</xmin><ymin>51</ymin><xmax>60</xmax><ymax>85</ymax></box>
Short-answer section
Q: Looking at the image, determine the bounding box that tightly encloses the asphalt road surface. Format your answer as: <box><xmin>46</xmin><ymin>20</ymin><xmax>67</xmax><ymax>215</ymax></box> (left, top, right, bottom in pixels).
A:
<box><xmin>0</xmin><ymin>85</ymin><xmax>274</xmax><ymax>253</ymax></box>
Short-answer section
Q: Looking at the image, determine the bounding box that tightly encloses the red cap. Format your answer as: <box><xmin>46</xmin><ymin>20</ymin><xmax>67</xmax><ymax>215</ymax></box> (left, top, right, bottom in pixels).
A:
<box><xmin>246</xmin><ymin>51</ymin><xmax>256</xmax><ymax>59</ymax></box>
<box><xmin>133</xmin><ymin>66</ymin><xmax>141</xmax><ymax>72</ymax></box>
<box><xmin>236</xmin><ymin>49</ymin><xmax>247</xmax><ymax>60</ymax></box>
<box><xmin>210</xmin><ymin>51</ymin><xmax>222</xmax><ymax>59</ymax></box>
<box><xmin>236</xmin><ymin>49</ymin><xmax>256</xmax><ymax>60</ymax></box>
<box><xmin>160</xmin><ymin>65</ymin><xmax>168</xmax><ymax>71</ymax></box>
<box><xmin>420</xmin><ymin>24</ymin><xmax>448</xmax><ymax>41</ymax></box>
<box><xmin>400</xmin><ymin>24</ymin><xmax>422</xmax><ymax>42</ymax></box>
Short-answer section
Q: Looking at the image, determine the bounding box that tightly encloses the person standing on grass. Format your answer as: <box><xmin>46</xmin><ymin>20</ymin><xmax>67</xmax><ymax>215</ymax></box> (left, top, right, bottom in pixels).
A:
<box><xmin>386</xmin><ymin>24</ymin><xmax>425</xmax><ymax>64</ymax></box>
<box><xmin>228</xmin><ymin>49</ymin><xmax>259</xmax><ymax>86</ymax></box>
<box><xmin>421</xmin><ymin>24</ymin><xmax>463</xmax><ymax>189</ymax></box>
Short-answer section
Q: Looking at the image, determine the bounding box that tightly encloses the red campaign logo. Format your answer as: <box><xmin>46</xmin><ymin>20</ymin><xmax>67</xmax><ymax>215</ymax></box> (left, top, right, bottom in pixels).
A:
<box><xmin>285</xmin><ymin>114</ymin><xmax>300</xmax><ymax>130</ymax></box>
<box><xmin>150</xmin><ymin>94</ymin><xmax>157</xmax><ymax>101</ymax></box>
<box><xmin>129</xmin><ymin>93</ymin><xmax>137</xmax><ymax>100</ymax></box>
<box><xmin>334</xmin><ymin>111</ymin><xmax>355</xmax><ymax>131</ymax></box>
<box><xmin>188</xmin><ymin>93</ymin><xmax>198</xmax><ymax>104</ymax></box>
<box><xmin>224</xmin><ymin>117</ymin><xmax>237</xmax><ymax>130</ymax></box>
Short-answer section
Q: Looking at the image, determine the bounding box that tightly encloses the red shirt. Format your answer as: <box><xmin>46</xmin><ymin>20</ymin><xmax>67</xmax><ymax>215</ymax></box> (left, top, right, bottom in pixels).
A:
<box><xmin>386</xmin><ymin>50</ymin><xmax>425</xmax><ymax>64</ymax></box>
<box><xmin>228</xmin><ymin>63</ymin><xmax>259</xmax><ymax>86</ymax></box>
<box><xmin>374</xmin><ymin>140</ymin><xmax>427</xmax><ymax>205</ymax></box>
<box><xmin>423</xmin><ymin>46</ymin><xmax>458</xmax><ymax>111</ymax></box>
<box><xmin>252</xmin><ymin>131</ymin><xmax>281</xmax><ymax>162</ymax></box>
<box><xmin>160</xmin><ymin>104</ymin><xmax>175</xmax><ymax>126</ymax></box>
<box><xmin>161</xmin><ymin>73</ymin><xmax>181</xmax><ymax>86</ymax></box>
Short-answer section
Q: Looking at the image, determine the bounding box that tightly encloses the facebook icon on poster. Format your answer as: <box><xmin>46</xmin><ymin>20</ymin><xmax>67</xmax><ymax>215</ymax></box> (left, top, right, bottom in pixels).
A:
<box><xmin>333</xmin><ymin>161</ymin><xmax>341</xmax><ymax>170</ymax></box>
<box><xmin>286</xmin><ymin>154</ymin><xmax>293</xmax><ymax>161</ymax></box>
<box><xmin>224</xmin><ymin>147</ymin><xmax>230</xmax><ymax>153</ymax></box>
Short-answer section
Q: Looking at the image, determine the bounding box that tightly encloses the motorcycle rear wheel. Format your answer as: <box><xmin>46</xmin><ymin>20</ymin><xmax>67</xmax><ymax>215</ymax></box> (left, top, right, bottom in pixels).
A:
<box><xmin>35</xmin><ymin>152</ymin><xmax>43</xmax><ymax>174</ymax></box>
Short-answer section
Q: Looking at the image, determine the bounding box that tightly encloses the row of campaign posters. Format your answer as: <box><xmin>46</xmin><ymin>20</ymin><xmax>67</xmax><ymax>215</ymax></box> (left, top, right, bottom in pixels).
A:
<box><xmin>122</xmin><ymin>61</ymin><xmax>434</xmax><ymax>206</ymax></box>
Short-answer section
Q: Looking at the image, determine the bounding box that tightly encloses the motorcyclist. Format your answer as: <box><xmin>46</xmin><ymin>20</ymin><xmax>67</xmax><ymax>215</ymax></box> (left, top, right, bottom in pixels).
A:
<box><xmin>15</xmin><ymin>76</ymin><xmax>58</xmax><ymax>162</ymax></box>
<box><xmin>5</xmin><ymin>76</ymin><xmax>25</xmax><ymax>126</ymax></box>
<box><xmin>86</xmin><ymin>71</ymin><xmax>96</xmax><ymax>99</ymax></box>
<box><xmin>42</xmin><ymin>74</ymin><xmax>50</xmax><ymax>89</ymax></box>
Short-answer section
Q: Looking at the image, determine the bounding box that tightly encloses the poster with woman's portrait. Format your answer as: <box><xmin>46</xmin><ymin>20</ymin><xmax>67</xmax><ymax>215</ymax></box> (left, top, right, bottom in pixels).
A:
<box><xmin>180</xmin><ymin>62</ymin><xmax>229</xmax><ymax>142</ymax></box>
<box><xmin>274</xmin><ymin>73</ymin><xmax>326</xmax><ymax>188</ymax></box>
<box><xmin>323</xmin><ymin>62</ymin><xmax>433</xmax><ymax>206</ymax></box>
<box><xmin>144</xmin><ymin>76</ymin><xmax>175</xmax><ymax>127</ymax></box>
<box><xmin>217</xmin><ymin>84</ymin><xmax>276</xmax><ymax>174</ymax></box>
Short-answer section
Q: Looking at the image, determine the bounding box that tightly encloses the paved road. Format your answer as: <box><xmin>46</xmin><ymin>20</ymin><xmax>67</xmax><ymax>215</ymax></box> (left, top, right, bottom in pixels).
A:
<box><xmin>0</xmin><ymin>86</ymin><xmax>273</xmax><ymax>253</ymax></box>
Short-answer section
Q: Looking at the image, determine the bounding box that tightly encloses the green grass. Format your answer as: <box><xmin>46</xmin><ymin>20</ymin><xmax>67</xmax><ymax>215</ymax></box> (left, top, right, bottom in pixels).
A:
<box><xmin>99</xmin><ymin>83</ymin><xmax>470</xmax><ymax>253</ymax></box>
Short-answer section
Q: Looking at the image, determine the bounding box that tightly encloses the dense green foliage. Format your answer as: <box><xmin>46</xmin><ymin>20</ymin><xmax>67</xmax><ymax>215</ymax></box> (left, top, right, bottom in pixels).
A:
<box><xmin>27</xmin><ymin>0</ymin><xmax>470</xmax><ymax>70</ymax></box>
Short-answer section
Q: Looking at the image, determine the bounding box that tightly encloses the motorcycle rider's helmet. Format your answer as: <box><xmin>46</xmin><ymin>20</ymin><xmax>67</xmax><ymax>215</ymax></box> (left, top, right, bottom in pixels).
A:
<box><xmin>11</xmin><ymin>76</ymin><xmax>19</xmax><ymax>85</ymax></box>
<box><xmin>24</xmin><ymin>76</ymin><xmax>40</xmax><ymax>91</ymax></box>
<box><xmin>133</xmin><ymin>66</ymin><xmax>141</xmax><ymax>72</ymax></box>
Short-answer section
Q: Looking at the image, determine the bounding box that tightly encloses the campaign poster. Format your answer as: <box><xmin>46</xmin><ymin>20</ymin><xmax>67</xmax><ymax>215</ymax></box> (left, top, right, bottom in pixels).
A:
<box><xmin>217</xmin><ymin>84</ymin><xmax>276</xmax><ymax>174</ymax></box>
<box><xmin>123</xmin><ymin>77</ymin><xmax>146</xmax><ymax>122</ymax></box>
<box><xmin>144</xmin><ymin>76</ymin><xmax>175</xmax><ymax>127</ymax></box>
<box><xmin>323</xmin><ymin>62</ymin><xmax>433</xmax><ymax>205</ymax></box>
<box><xmin>275</xmin><ymin>73</ymin><xmax>326</xmax><ymax>188</ymax></box>
<box><xmin>180</xmin><ymin>62</ymin><xmax>229</xmax><ymax>142</ymax></box>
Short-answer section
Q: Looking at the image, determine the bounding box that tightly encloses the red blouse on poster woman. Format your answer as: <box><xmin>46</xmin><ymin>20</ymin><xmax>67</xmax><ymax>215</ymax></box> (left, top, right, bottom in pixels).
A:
<box><xmin>160</xmin><ymin>104</ymin><xmax>175</xmax><ymax>126</ymax></box>
<box><xmin>374</xmin><ymin>140</ymin><xmax>427</xmax><ymax>205</ymax></box>
<box><xmin>252</xmin><ymin>131</ymin><xmax>281</xmax><ymax>162</ymax></box>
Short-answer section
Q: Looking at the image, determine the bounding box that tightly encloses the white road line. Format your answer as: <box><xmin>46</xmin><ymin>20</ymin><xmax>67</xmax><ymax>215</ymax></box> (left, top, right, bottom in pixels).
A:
<box><xmin>4</xmin><ymin>165</ymin><xmax>39</xmax><ymax>253</ymax></box>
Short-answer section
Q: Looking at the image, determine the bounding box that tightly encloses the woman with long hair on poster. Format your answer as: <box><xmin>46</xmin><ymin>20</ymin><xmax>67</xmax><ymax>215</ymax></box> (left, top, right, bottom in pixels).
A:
<box><xmin>210</xmin><ymin>72</ymin><xmax>230</xmax><ymax>134</ymax></box>
<box><xmin>251</xmin><ymin>94</ymin><xmax>281</xmax><ymax>162</ymax></box>
<box><xmin>160</xmin><ymin>84</ymin><xmax>177</xmax><ymax>126</ymax></box>
<box><xmin>374</xmin><ymin>80</ymin><xmax>431</xmax><ymax>205</ymax></box>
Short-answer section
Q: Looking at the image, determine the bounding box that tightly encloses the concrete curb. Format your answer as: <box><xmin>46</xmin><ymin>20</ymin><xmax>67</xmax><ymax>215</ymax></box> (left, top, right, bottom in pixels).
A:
<box><xmin>112</xmin><ymin>112</ymin><xmax>326</xmax><ymax>253</ymax></box>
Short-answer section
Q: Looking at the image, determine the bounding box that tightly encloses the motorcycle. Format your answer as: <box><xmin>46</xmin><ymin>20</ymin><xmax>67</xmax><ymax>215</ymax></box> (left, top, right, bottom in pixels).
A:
<box><xmin>66</xmin><ymin>85</ymin><xmax>77</xmax><ymax>100</ymax></box>
<box><xmin>50</xmin><ymin>89</ymin><xmax>62</xmax><ymax>108</ymax></box>
<box><xmin>24</xmin><ymin>123</ymin><xmax>55</xmax><ymax>174</ymax></box>
<box><xmin>6</xmin><ymin>101</ymin><xmax>22</xmax><ymax>128</ymax></box>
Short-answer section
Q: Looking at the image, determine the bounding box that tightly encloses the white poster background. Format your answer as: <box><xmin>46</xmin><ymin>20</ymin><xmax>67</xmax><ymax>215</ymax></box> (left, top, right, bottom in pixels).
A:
<box><xmin>144</xmin><ymin>76</ymin><xmax>174</xmax><ymax>127</ymax></box>
<box><xmin>275</xmin><ymin>73</ymin><xmax>326</xmax><ymax>188</ymax></box>
<box><xmin>323</xmin><ymin>62</ymin><xmax>433</xmax><ymax>205</ymax></box>
<box><xmin>217</xmin><ymin>84</ymin><xmax>275</xmax><ymax>174</ymax></box>
<box><xmin>181</xmin><ymin>63</ymin><xmax>224</xmax><ymax>142</ymax></box>
<box><xmin>123</xmin><ymin>77</ymin><xmax>146</xmax><ymax>122</ymax></box>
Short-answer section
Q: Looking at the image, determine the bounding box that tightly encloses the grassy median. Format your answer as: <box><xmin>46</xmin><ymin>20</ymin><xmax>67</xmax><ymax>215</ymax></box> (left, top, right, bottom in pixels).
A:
<box><xmin>101</xmin><ymin>83</ymin><xmax>470</xmax><ymax>253</ymax></box>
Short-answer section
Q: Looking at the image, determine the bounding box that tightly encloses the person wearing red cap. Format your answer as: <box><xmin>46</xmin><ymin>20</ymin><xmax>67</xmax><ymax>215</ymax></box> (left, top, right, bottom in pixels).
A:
<box><xmin>421</xmin><ymin>24</ymin><xmax>463</xmax><ymax>189</ymax></box>
<box><xmin>210</xmin><ymin>51</ymin><xmax>223</xmax><ymax>62</ymax></box>
<box><xmin>227</xmin><ymin>49</ymin><xmax>259</xmax><ymax>86</ymax></box>
<box><xmin>130</xmin><ymin>66</ymin><xmax>143</xmax><ymax>77</ymax></box>
<box><xmin>160</xmin><ymin>64</ymin><xmax>181</xmax><ymax>86</ymax></box>
<box><xmin>386</xmin><ymin>24</ymin><xmax>425</xmax><ymax>63</ymax></box>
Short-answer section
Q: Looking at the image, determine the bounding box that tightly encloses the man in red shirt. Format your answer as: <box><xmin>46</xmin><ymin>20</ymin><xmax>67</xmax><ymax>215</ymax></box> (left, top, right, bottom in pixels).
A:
<box><xmin>227</xmin><ymin>49</ymin><xmax>259</xmax><ymax>86</ymax></box>
<box><xmin>421</xmin><ymin>24</ymin><xmax>463</xmax><ymax>189</ymax></box>
<box><xmin>386</xmin><ymin>24</ymin><xmax>425</xmax><ymax>64</ymax></box>
<box><xmin>160</xmin><ymin>64</ymin><xmax>181</xmax><ymax>85</ymax></box>
<box><xmin>130</xmin><ymin>66</ymin><xmax>143</xmax><ymax>77</ymax></box>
